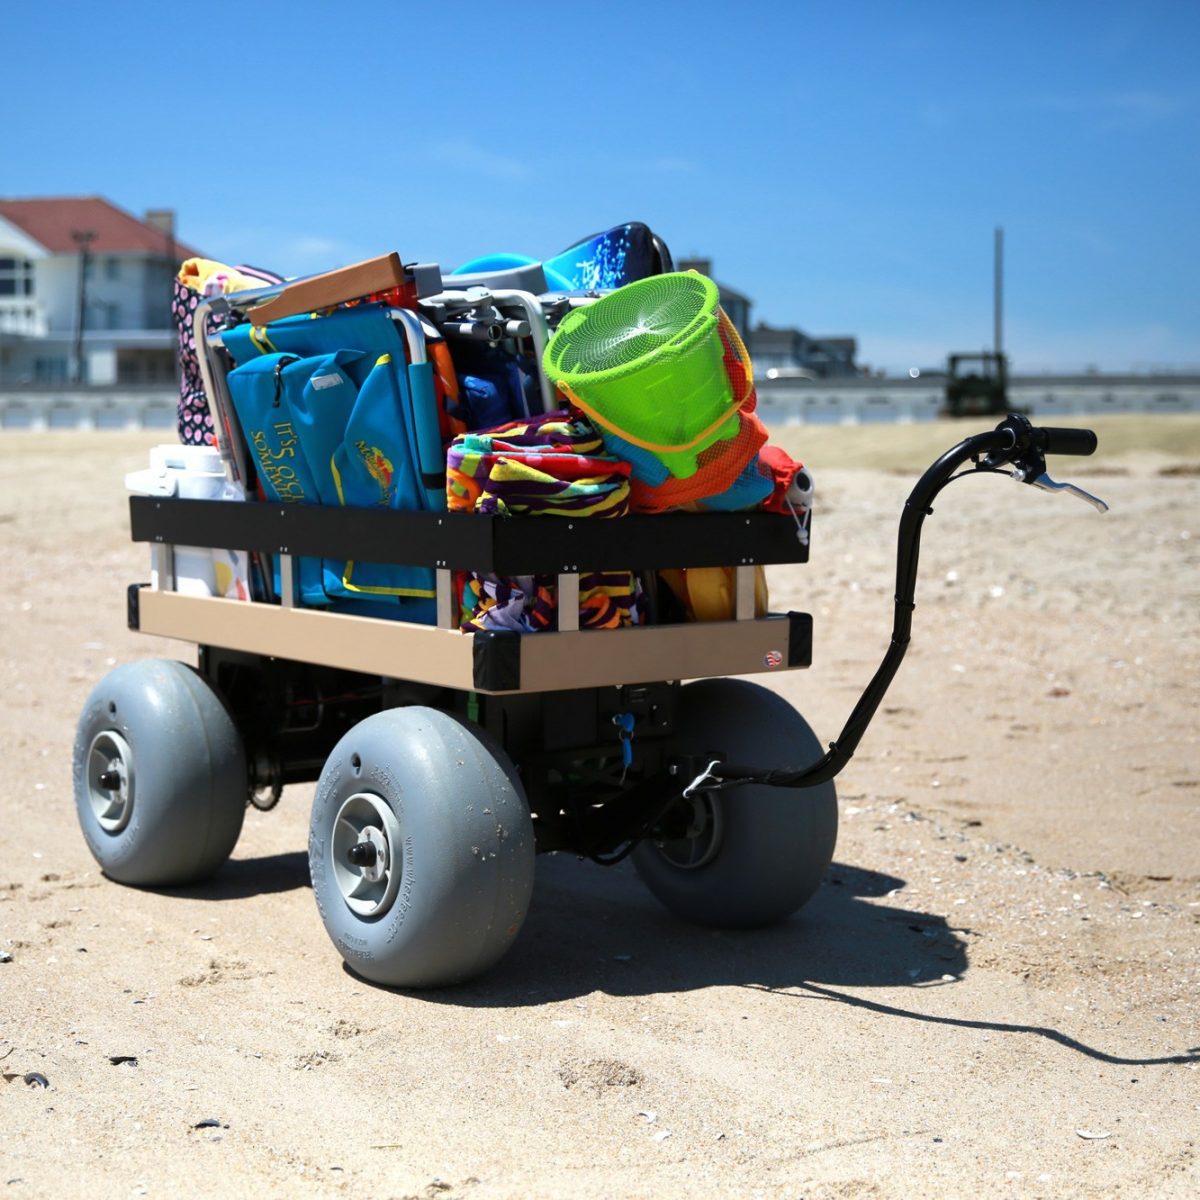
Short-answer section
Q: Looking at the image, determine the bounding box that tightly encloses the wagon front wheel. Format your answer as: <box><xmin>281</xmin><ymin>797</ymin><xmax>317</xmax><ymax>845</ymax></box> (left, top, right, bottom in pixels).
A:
<box><xmin>308</xmin><ymin>707</ymin><xmax>535</xmax><ymax>988</ymax></box>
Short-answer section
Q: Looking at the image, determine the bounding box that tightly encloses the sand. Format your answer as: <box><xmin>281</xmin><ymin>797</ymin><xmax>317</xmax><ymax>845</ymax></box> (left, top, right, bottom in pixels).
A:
<box><xmin>1</xmin><ymin>418</ymin><xmax>1197</xmax><ymax>1199</ymax></box>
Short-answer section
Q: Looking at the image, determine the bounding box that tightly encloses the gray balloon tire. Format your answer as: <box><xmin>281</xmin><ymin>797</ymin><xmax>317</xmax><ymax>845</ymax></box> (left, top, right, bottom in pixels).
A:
<box><xmin>73</xmin><ymin>659</ymin><xmax>247</xmax><ymax>886</ymax></box>
<box><xmin>632</xmin><ymin>678</ymin><xmax>838</xmax><ymax>928</ymax></box>
<box><xmin>308</xmin><ymin>707</ymin><xmax>535</xmax><ymax>989</ymax></box>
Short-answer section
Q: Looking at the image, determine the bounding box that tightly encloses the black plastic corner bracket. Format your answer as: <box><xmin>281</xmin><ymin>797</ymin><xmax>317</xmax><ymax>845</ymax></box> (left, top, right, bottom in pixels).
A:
<box><xmin>127</xmin><ymin>583</ymin><xmax>149</xmax><ymax>631</ymax></box>
<box><xmin>787</xmin><ymin>611</ymin><xmax>814</xmax><ymax>667</ymax></box>
<box><xmin>472</xmin><ymin>630</ymin><xmax>522</xmax><ymax>692</ymax></box>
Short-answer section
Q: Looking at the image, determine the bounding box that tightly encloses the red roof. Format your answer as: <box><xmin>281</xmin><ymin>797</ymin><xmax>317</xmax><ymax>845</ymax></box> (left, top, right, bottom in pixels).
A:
<box><xmin>0</xmin><ymin>196</ymin><xmax>201</xmax><ymax>258</ymax></box>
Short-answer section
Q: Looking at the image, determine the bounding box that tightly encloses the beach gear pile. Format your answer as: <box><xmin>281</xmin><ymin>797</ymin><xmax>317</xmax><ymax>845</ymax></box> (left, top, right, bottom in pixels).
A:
<box><xmin>173</xmin><ymin>232</ymin><xmax>812</xmax><ymax>632</ymax></box>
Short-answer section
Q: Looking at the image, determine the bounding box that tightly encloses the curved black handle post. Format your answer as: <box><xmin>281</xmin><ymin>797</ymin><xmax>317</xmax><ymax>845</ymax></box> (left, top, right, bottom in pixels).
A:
<box><xmin>710</xmin><ymin>414</ymin><xmax>1103</xmax><ymax>793</ymax></box>
<box><xmin>714</xmin><ymin>424</ymin><xmax>1014</xmax><ymax>790</ymax></box>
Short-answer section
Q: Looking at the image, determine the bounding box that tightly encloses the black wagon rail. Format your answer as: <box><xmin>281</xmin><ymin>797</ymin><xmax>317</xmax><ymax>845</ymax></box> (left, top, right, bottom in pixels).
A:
<box><xmin>127</xmin><ymin>499</ymin><xmax>814</xmax><ymax>697</ymax></box>
<box><xmin>129</xmin><ymin>498</ymin><xmax>809</xmax><ymax>573</ymax></box>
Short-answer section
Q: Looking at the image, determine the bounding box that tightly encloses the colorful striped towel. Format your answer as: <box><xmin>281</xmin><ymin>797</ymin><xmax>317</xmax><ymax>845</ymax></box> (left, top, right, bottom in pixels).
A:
<box><xmin>447</xmin><ymin>412</ymin><xmax>632</xmax><ymax>518</ymax></box>
<box><xmin>446</xmin><ymin>412</ymin><xmax>642</xmax><ymax>632</ymax></box>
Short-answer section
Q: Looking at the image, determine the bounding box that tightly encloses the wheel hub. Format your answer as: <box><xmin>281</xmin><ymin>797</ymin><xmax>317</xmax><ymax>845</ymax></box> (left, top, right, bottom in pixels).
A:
<box><xmin>331</xmin><ymin>792</ymin><xmax>403</xmax><ymax>918</ymax></box>
<box><xmin>86</xmin><ymin>731</ymin><xmax>134</xmax><ymax>834</ymax></box>
<box><xmin>349</xmin><ymin>826</ymin><xmax>388</xmax><ymax>882</ymax></box>
<box><xmin>653</xmin><ymin>791</ymin><xmax>724</xmax><ymax>870</ymax></box>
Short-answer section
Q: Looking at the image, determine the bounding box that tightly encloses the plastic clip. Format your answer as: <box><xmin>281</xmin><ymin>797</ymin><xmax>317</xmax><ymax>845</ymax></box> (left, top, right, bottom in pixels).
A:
<box><xmin>612</xmin><ymin>712</ymin><xmax>635</xmax><ymax>770</ymax></box>
<box><xmin>682</xmin><ymin>759</ymin><xmax>723</xmax><ymax>799</ymax></box>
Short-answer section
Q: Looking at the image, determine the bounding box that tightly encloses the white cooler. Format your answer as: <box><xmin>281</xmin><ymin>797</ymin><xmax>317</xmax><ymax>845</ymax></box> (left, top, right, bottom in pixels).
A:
<box><xmin>125</xmin><ymin>445</ymin><xmax>250</xmax><ymax>599</ymax></box>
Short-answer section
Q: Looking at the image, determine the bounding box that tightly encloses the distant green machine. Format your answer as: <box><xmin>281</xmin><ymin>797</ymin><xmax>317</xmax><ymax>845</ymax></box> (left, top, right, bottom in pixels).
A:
<box><xmin>943</xmin><ymin>350</ymin><xmax>1010</xmax><ymax>417</ymax></box>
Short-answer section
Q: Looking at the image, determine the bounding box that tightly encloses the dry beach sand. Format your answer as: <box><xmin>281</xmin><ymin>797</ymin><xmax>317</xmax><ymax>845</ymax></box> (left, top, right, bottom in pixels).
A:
<box><xmin>1</xmin><ymin>415</ymin><xmax>1198</xmax><ymax>1198</ymax></box>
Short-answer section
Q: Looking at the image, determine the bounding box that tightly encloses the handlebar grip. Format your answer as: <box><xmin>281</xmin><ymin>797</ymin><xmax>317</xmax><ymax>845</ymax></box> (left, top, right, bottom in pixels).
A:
<box><xmin>1034</xmin><ymin>426</ymin><xmax>1098</xmax><ymax>456</ymax></box>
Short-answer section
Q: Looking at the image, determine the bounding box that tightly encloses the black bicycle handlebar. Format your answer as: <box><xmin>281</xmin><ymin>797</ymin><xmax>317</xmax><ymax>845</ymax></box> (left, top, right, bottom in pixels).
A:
<box><xmin>1032</xmin><ymin>426</ymin><xmax>1098</xmax><ymax>457</ymax></box>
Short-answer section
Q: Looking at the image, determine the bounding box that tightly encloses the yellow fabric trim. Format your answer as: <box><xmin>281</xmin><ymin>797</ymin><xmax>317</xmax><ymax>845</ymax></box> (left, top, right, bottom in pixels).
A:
<box><xmin>329</xmin><ymin>455</ymin><xmax>434</xmax><ymax>597</ymax></box>
<box><xmin>249</xmin><ymin>325</ymin><xmax>277</xmax><ymax>355</ymax></box>
<box><xmin>330</xmin><ymin>454</ymin><xmax>346</xmax><ymax>505</ymax></box>
<box><xmin>339</xmin><ymin>563</ymin><xmax>436</xmax><ymax>598</ymax></box>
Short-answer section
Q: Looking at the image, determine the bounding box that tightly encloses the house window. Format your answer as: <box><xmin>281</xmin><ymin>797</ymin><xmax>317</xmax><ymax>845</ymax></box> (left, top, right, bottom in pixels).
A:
<box><xmin>106</xmin><ymin>257</ymin><xmax>121</xmax><ymax>281</ymax></box>
<box><xmin>35</xmin><ymin>357</ymin><xmax>69</xmax><ymax>383</ymax></box>
<box><xmin>0</xmin><ymin>257</ymin><xmax>34</xmax><ymax>297</ymax></box>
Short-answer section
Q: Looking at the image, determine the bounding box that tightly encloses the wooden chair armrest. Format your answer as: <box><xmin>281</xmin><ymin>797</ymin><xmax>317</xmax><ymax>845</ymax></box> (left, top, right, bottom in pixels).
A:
<box><xmin>245</xmin><ymin>253</ymin><xmax>406</xmax><ymax>324</ymax></box>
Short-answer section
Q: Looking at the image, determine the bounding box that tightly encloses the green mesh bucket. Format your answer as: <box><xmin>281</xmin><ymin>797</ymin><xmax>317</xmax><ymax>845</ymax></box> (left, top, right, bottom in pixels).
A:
<box><xmin>543</xmin><ymin>273</ymin><xmax>739</xmax><ymax>479</ymax></box>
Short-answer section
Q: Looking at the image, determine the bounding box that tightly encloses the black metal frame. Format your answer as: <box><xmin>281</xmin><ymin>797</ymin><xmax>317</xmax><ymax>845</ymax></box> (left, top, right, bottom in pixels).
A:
<box><xmin>128</xmin><ymin>496</ymin><xmax>808</xmax><ymax>573</ymax></box>
<box><xmin>130</xmin><ymin>415</ymin><xmax>1098</xmax><ymax>863</ymax></box>
<box><xmin>195</xmin><ymin>642</ymin><xmax>689</xmax><ymax>857</ymax></box>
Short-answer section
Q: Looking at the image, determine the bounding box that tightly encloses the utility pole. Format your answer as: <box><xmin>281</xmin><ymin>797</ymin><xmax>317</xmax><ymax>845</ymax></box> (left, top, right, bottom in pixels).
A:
<box><xmin>994</xmin><ymin>225</ymin><xmax>1004</xmax><ymax>360</ymax></box>
<box><xmin>72</xmin><ymin>228</ymin><xmax>97</xmax><ymax>384</ymax></box>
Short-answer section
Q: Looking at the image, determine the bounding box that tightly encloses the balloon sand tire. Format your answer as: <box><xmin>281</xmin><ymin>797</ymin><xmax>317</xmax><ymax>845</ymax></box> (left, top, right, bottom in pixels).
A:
<box><xmin>309</xmin><ymin>707</ymin><xmax>535</xmax><ymax>989</ymax></box>
<box><xmin>73</xmin><ymin>659</ymin><xmax>247</xmax><ymax>886</ymax></box>
<box><xmin>633</xmin><ymin>678</ymin><xmax>838</xmax><ymax>928</ymax></box>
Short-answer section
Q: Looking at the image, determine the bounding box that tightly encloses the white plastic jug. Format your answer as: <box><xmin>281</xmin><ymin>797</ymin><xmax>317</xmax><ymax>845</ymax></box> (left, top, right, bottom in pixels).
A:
<box><xmin>125</xmin><ymin>446</ymin><xmax>249</xmax><ymax>599</ymax></box>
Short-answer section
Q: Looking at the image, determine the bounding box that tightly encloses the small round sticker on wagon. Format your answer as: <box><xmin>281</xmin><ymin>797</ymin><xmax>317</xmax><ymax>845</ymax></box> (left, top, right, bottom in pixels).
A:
<box><xmin>763</xmin><ymin>650</ymin><xmax>783</xmax><ymax>668</ymax></box>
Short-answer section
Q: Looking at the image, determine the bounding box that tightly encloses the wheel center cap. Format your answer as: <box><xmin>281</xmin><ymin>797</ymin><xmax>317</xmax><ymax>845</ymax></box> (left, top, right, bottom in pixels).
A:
<box><xmin>86</xmin><ymin>730</ymin><xmax>134</xmax><ymax>834</ymax></box>
<box><xmin>331</xmin><ymin>791</ymin><xmax>403</xmax><ymax>919</ymax></box>
<box><xmin>353</xmin><ymin>826</ymin><xmax>388</xmax><ymax>883</ymax></box>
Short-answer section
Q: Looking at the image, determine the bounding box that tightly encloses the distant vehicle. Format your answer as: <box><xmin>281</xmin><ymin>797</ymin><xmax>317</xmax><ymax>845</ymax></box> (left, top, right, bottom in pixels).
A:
<box><xmin>764</xmin><ymin>366</ymin><xmax>818</xmax><ymax>381</ymax></box>
<box><xmin>942</xmin><ymin>351</ymin><xmax>1010</xmax><ymax>417</ymax></box>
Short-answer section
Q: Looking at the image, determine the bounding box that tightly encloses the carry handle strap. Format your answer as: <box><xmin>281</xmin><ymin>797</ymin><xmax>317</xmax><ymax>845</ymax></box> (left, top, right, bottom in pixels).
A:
<box><xmin>234</xmin><ymin>253</ymin><xmax>408</xmax><ymax>325</ymax></box>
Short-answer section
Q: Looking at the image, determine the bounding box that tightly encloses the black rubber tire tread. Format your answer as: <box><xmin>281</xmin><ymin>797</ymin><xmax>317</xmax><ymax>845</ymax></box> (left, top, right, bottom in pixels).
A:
<box><xmin>632</xmin><ymin>678</ymin><xmax>838</xmax><ymax>928</ymax></box>
<box><xmin>309</xmin><ymin>706</ymin><xmax>535</xmax><ymax>988</ymax></box>
<box><xmin>73</xmin><ymin>659</ymin><xmax>247</xmax><ymax>886</ymax></box>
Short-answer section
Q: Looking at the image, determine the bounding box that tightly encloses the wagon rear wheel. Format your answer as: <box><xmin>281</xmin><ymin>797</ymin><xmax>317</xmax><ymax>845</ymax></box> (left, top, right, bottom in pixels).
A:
<box><xmin>73</xmin><ymin>659</ymin><xmax>247</xmax><ymax>886</ymax></box>
<box><xmin>633</xmin><ymin>678</ymin><xmax>837</xmax><ymax>928</ymax></box>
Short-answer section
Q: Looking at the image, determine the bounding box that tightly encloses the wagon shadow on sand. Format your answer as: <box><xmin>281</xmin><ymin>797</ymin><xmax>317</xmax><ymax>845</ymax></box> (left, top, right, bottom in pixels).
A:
<box><xmin>418</xmin><ymin>855</ymin><xmax>1200</xmax><ymax>1069</ymax></box>
<box><xmin>154</xmin><ymin>850</ymin><xmax>312</xmax><ymax>901</ymax></box>
<box><xmin>468</xmin><ymin>855</ymin><xmax>968</xmax><ymax>999</ymax></box>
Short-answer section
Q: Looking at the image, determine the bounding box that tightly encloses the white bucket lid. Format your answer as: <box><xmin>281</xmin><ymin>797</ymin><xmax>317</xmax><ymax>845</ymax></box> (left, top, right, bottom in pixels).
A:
<box><xmin>127</xmin><ymin>444</ymin><xmax>228</xmax><ymax>496</ymax></box>
<box><xmin>149</xmin><ymin>443</ymin><xmax>225</xmax><ymax>474</ymax></box>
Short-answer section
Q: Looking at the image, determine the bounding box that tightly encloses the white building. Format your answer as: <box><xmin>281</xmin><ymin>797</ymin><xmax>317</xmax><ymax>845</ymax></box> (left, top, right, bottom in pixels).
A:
<box><xmin>0</xmin><ymin>196</ymin><xmax>199</xmax><ymax>386</ymax></box>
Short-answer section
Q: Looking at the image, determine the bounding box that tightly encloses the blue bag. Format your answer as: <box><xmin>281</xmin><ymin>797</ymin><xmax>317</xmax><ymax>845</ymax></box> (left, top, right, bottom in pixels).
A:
<box><xmin>226</xmin><ymin>352</ymin><xmax>331</xmax><ymax>606</ymax></box>
<box><xmin>223</xmin><ymin>305</ymin><xmax>444</xmax><ymax>622</ymax></box>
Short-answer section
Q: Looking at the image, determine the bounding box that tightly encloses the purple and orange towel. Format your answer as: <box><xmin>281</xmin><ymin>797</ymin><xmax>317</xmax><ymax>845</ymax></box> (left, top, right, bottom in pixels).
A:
<box><xmin>446</xmin><ymin>413</ymin><xmax>643</xmax><ymax>632</ymax></box>
<box><xmin>447</xmin><ymin>413</ymin><xmax>631</xmax><ymax>518</ymax></box>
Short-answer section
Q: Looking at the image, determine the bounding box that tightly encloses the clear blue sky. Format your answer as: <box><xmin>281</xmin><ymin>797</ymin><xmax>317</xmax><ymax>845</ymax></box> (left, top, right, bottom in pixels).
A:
<box><xmin>4</xmin><ymin>1</ymin><xmax>1196</xmax><ymax>374</ymax></box>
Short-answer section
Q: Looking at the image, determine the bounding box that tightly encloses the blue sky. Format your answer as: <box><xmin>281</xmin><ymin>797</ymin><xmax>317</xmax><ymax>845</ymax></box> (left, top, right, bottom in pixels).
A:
<box><xmin>4</xmin><ymin>1</ymin><xmax>1196</xmax><ymax>374</ymax></box>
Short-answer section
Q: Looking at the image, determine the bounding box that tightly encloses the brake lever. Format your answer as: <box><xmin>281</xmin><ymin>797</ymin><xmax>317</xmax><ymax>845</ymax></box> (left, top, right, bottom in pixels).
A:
<box><xmin>1016</xmin><ymin>468</ymin><xmax>1109</xmax><ymax>513</ymax></box>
